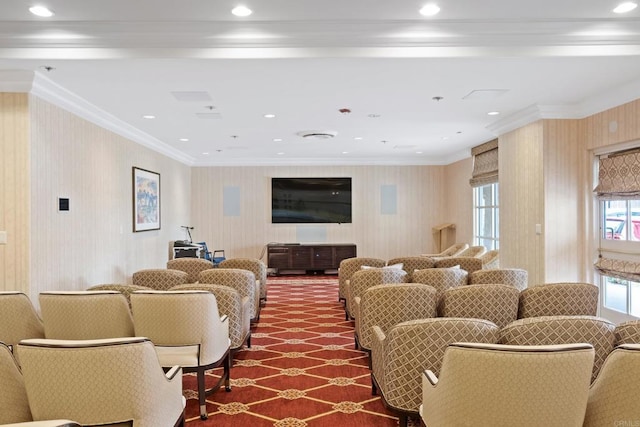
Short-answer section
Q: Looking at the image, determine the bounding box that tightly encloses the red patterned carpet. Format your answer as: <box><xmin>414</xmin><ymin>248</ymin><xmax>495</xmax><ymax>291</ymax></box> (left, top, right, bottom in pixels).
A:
<box><xmin>182</xmin><ymin>275</ymin><xmax>405</xmax><ymax>426</ymax></box>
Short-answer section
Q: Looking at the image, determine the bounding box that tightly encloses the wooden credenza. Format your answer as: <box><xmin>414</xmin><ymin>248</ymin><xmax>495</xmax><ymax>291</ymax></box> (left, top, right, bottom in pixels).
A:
<box><xmin>267</xmin><ymin>243</ymin><xmax>356</xmax><ymax>274</ymax></box>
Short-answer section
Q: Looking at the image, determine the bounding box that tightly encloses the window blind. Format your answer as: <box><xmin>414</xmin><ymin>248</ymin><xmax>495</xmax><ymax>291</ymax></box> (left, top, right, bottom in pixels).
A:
<box><xmin>469</xmin><ymin>139</ymin><xmax>498</xmax><ymax>187</ymax></box>
<box><xmin>595</xmin><ymin>257</ymin><xmax>640</xmax><ymax>283</ymax></box>
<box><xmin>594</xmin><ymin>149</ymin><xmax>640</xmax><ymax>200</ymax></box>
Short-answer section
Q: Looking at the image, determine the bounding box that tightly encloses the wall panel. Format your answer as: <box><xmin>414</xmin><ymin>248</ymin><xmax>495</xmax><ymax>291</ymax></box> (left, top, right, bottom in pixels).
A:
<box><xmin>443</xmin><ymin>157</ymin><xmax>473</xmax><ymax>249</ymax></box>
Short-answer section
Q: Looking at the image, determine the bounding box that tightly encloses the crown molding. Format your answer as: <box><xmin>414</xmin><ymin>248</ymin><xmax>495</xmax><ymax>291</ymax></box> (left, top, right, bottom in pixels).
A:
<box><xmin>191</xmin><ymin>154</ymin><xmax>459</xmax><ymax>167</ymax></box>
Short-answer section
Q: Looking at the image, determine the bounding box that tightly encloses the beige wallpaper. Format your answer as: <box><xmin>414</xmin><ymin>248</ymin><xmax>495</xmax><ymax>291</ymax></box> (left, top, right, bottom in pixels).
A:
<box><xmin>0</xmin><ymin>93</ymin><xmax>30</xmax><ymax>293</ymax></box>
<box><xmin>583</xmin><ymin>98</ymin><xmax>640</xmax><ymax>150</ymax></box>
<box><xmin>28</xmin><ymin>96</ymin><xmax>191</xmax><ymax>299</ymax></box>
<box><xmin>190</xmin><ymin>165</ymin><xmax>447</xmax><ymax>262</ymax></box>
<box><xmin>444</xmin><ymin>157</ymin><xmax>473</xmax><ymax>249</ymax></box>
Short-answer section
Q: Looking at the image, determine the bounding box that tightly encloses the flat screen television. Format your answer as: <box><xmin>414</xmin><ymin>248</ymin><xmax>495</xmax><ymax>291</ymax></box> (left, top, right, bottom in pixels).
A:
<box><xmin>272</xmin><ymin>177</ymin><xmax>352</xmax><ymax>223</ymax></box>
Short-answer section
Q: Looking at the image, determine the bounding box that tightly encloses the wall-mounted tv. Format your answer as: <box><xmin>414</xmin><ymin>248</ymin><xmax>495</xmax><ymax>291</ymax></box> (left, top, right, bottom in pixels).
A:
<box><xmin>272</xmin><ymin>177</ymin><xmax>352</xmax><ymax>224</ymax></box>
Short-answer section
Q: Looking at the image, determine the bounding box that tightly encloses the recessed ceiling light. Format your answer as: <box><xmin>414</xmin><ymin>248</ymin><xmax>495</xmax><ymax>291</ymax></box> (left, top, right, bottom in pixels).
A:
<box><xmin>264</xmin><ymin>113</ymin><xmax>276</xmax><ymax>118</ymax></box>
<box><xmin>342</xmin><ymin>151</ymin><xmax>349</xmax><ymax>154</ymax></box>
<box><xmin>29</xmin><ymin>5</ymin><xmax>55</xmax><ymax>17</ymax></box>
<box><xmin>232</xmin><ymin>5</ymin><xmax>253</xmax><ymax>17</ymax></box>
<box><xmin>354</xmin><ymin>137</ymin><xmax>363</xmax><ymax>140</ymax></box>
<box><xmin>416</xmin><ymin>151</ymin><xmax>423</xmax><ymax>154</ymax></box>
<box><xmin>273</xmin><ymin>138</ymin><xmax>283</xmax><ymax>142</ymax></box>
<box><xmin>488</xmin><ymin>111</ymin><xmax>501</xmax><ymax>116</ymax></box>
<box><xmin>419</xmin><ymin>3</ymin><xmax>440</xmax><ymax>16</ymax></box>
<box><xmin>614</xmin><ymin>2</ymin><xmax>637</xmax><ymax>13</ymax></box>
<box><xmin>202</xmin><ymin>152</ymin><xmax>210</xmax><ymax>155</ymax></box>
<box><xmin>179</xmin><ymin>138</ymin><xmax>189</xmax><ymax>142</ymax></box>
<box><xmin>277</xmin><ymin>152</ymin><xmax>285</xmax><ymax>155</ymax></box>
<box><xmin>142</xmin><ymin>115</ymin><xmax>156</xmax><ymax>119</ymax></box>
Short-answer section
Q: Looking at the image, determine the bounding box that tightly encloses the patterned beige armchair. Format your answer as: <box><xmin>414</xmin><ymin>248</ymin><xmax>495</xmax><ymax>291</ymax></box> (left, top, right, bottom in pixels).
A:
<box><xmin>132</xmin><ymin>268</ymin><xmax>188</xmax><ymax>290</ymax></box>
<box><xmin>86</xmin><ymin>283</ymin><xmax>151</xmax><ymax>309</ymax></box>
<box><xmin>354</xmin><ymin>283</ymin><xmax>437</xmax><ymax>353</ymax></box>
<box><xmin>39</xmin><ymin>291</ymin><xmax>134</xmax><ymax>340</ymax></box>
<box><xmin>338</xmin><ymin>257</ymin><xmax>386</xmax><ymax>303</ymax></box>
<box><xmin>411</xmin><ymin>268</ymin><xmax>468</xmax><ymax>301</ymax></box>
<box><xmin>371</xmin><ymin>317</ymin><xmax>499</xmax><ymax>427</ymax></box>
<box><xmin>438</xmin><ymin>284</ymin><xmax>520</xmax><ymax>328</ymax></box>
<box><xmin>219</xmin><ymin>258</ymin><xmax>268</xmax><ymax>303</ymax></box>
<box><xmin>386</xmin><ymin>257</ymin><xmax>436</xmax><ymax>282</ymax></box>
<box><xmin>584</xmin><ymin>343</ymin><xmax>640</xmax><ymax>427</ymax></box>
<box><xmin>499</xmin><ymin>315</ymin><xmax>616</xmax><ymax>382</ymax></box>
<box><xmin>131</xmin><ymin>290</ymin><xmax>231</xmax><ymax>420</ymax></box>
<box><xmin>346</xmin><ymin>267</ymin><xmax>407</xmax><ymax>320</ymax></box>
<box><xmin>198</xmin><ymin>268</ymin><xmax>259</xmax><ymax>321</ymax></box>
<box><xmin>0</xmin><ymin>292</ymin><xmax>44</xmax><ymax>363</ymax></box>
<box><xmin>479</xmin><ymin>249</ymin><xmax>499</xmax><ymax>269</ymax></box>
<box><xmin>468</xmin><ymin>268</ymin><xmax>528</xmax><ymax>291</ymax></box>
<box><xmin>167</xmin><ymin>258</ymin><xmax>214</xmax><ymax>283</ymax></box>
<box><xmin>420</xmin><ymin>342</ymin><xmax>595</xmax><ymax>427</ymax></box>
<box><xmin>0</xmin><ymin>341</ymin><xmax>32</xmax><ymax>424</ymax></box>
<box><xmin>614</xmin><ymin>320</ymin><xmax>640</xmax><ymax>345</ymax></box>
<box><xmin>434</xmin><ymin>257</ymin><xmax>483</xmax><ymax>273</ymax></box>
<box><xmin>517</xmin><ymin>282</ymin><xmax>599</xmax><ymax>318</ymax></box>
<box><xmin>18</xmin><ymin>337</ymin><xmax>185</xmax><ymax>427</ymax></box>
<box><xmin>172</xmin><ymin>283</ymin><xmax>251</xmax><ymax>353</ymax></box>
<box><xmin>456</xmin><ymin>245</ymin><xmax>487</xmax><ymax>258</ymax></box>
<box><xmin>421</xmin><ymin>243</ymin><xmax>468</xmax><ymax>258</ymax></box>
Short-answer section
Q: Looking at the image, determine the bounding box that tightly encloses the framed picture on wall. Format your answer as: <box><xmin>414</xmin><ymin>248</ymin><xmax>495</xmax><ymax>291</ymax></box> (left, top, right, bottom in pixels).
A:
<box><xmin>132</xmin><ymin>166</ymin><xmax>160</xmax><ymax>232</ymax></box>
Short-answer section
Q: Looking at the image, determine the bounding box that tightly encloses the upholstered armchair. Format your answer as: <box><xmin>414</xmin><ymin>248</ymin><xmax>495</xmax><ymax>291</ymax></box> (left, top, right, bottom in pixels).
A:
<box><xmin>346</xmin><ymin>267</ymin><xmax>407</xmax><ymax>320</ymax></box>
<box><xmin>456</xmin><ymin>245</ymin><xmax>487</xmax><ymax>258</ymax></box>
<box><xmin>438</xmin><ymin>284</ymin><xmax>520</xmax><ymax>328</ymax></box>
<box><xmin>499</xmin><ymin>315</ymin><xmax>616</xmax><ymax>382</ymax></box>
<box><xmin>132</xmin><ymin>268</ymin><xmax>188</xmax><ymax>290</ymax></box>
<box><xmin>370</xmin><ymin>317</ymin><xmax>499</xmax><ymax>427</ymax></box>
<box><xmin>86</xmin><ymin>283</ymin><xmax>151</xmax><ymax>309</ymax></box>
<box><xmin>420</xmin><ymin>342</ymin><xmax>595</xmax><ymax>427</ymax></box>
<box><xmin>3</xmin><ymin>421</ymin><xmax>81</xmax><ymax>426</ymax></box>
<box><xmin>167</xmin><ymin>258</ymin><xmax>214</xmax><ymax>284</ymax></box>
<box><xmin>219</xmin><ymin>258</ymin><xmax>268</xmax><ymax>303</ymax></box>
<box><xmin>39</xmin><ymin>291</ymin><xmax>134</xmax><ymax>340</ymax></box>
<box><xmin>584</xmin><ymin>344</ymin><xmax>640</xmax><ymax>426</ymax></box>
<box><xmin>614</xmin><ymin>320</ymin><xmax>640</xmax><ymax>345</ymax></box>
<box><xmin>421</xmin><ymin>243</ymin><xmax>468</xmax><ymax>258</ymax></box>
<box><xmin>338</xmin><ymin>257</ymin><xmax>386</xmax><ymax>303</ymax></box>
<box><xmin>0</xmin><ymin>292</ymin><xmax>44</xmax><ymax>362</ymax></box>
<box><xmin>131</xmin><ymin>290</ymin><xmax>231</xmax><ymax>420</ymax></box>
<box><xmin>479</xmin><ymin>249</ymin><xmax>499</xmax><ymax>269</ymax></box>
<box><xmin>0</xmin><ymin>341</ymin><xmax>32</xmax><ymax>424</ymax></box>
<box><xmin>198</xmin><ymin>268</ymin><xmax>259</xmax><ymax>321</ymax></box>
<box><xmin>517</xmin><ymin>282</ymin><xmax>599</xmax><ymax>318</ymax></box>
<box><xmin>434</xmin><ymin>256</ymin><xmax>483</xmax><ymax>273</ymax></box>
<box><xmin>411</xmin><ymin>268</ymin><xmax>468</xmax><ymax>301</ymax></box>
<box><xmin>18</xmin><ymin>337</ymin><xmax>185</xmax><ymax>427</ymax></box>
<box><xmin>468</xmin><ymin>267</ymin><xmax>528</xmax><ymax>291</ymax></box>
<box><xmin>171</xmin><ymin>283</ymin><xmax>251</xmax><ymax>353</ymax></box>
<box><xmin>386</xmin><ymin>257</ymin><xmax>436</xmax><ymax>282</ymax></box>
<box><xmin>354</xmin><ymin>283</ymin><xmax>437</xmax><ymax>353</ymax></box>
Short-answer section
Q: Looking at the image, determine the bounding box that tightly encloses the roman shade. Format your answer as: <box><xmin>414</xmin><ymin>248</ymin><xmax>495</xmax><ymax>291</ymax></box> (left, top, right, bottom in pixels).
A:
<box><xmin>469</xmin><ymin>139</ymin><xmax>498</xmax><ymax>187</ymax></box>
<box><xmin>595</xmin><ymin>257</ymin><xmax>640</xmax><ymax>282</ymax></box>
<box><xmin>594</xmin><ymin>149</ymin><xmax>640</xmax><ymax>200</ymax></box>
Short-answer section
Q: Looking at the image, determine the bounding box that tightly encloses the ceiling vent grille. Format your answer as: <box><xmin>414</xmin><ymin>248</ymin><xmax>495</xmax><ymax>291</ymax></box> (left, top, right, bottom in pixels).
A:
<box><xmin>296</xmin><ymin>130</ymin><xmax>338</xmax><ymax>140</ymax></box>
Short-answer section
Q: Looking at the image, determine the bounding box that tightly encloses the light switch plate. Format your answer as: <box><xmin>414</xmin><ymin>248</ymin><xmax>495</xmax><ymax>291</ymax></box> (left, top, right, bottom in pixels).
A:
<box><xmin>0</xmin><ymin>231</ymin><xmax>7</xmax><ymax>244</ymax></box>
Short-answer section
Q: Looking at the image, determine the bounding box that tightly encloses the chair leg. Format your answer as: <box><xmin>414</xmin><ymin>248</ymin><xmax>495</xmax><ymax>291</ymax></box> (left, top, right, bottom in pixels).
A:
<box><xmin>197</xmin><ymin>368</ymin><xmax>207</xmax><ymax>420</ymax></box>
<box><xmin>398</xmin><ymin>414</ymin><xmax>408</xmax><ymax>427</ymax></box>
<box><xmin>224</xmin><ymin>352</ymin><xmax>232</xmax><ymax>392</ymax></box>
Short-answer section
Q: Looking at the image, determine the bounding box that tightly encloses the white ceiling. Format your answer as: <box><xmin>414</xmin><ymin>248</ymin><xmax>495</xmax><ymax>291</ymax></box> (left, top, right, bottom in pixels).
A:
<box><xmin>2</xmin><ymin>0</ymin><xmax>640</xmax><ymax>166</ymax></box>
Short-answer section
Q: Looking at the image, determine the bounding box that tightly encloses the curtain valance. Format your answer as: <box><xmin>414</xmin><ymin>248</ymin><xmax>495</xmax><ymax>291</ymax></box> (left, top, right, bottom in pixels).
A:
<box><xmin>594</xmin><ymin>149</ymin><xmax>640</xmax><ymax>200</ymax></box>
<box><xmin>595</xmin><ymin>256</ymin><xmax>640</xmax><ymax>283</ymax></box>
<box><xmin>469</xmin><ymin>139</ymin><xmax>498</xmax><ymax>188</ymax></box>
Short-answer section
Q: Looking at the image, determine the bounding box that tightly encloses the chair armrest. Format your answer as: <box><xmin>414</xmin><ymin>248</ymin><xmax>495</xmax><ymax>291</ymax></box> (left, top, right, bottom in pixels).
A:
<box><xmin>220</xmin><ymin>314</ymin><xmax>229</xmax><ymax>323</ymax></box>
<box><xmin>165</xmin><ymin>365</ymin><xmax>182</xmax><ymax>380</ymax></box>
<box><xmin>423</xmin><ymin>369</ymin><xmax>438</xmax><ymax>386</ymax></box>
<box><xmin>372</xmin><ymin>325</ymin><xmax>386</xmax><ymax>343</ymax></box>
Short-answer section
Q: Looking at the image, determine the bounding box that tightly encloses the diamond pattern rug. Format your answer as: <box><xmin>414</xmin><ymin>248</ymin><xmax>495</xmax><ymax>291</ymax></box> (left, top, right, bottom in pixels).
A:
<box><xmin>183</xmin><ymin>275</ymin><xmax>408</xmax><ymax>426</ymax></box>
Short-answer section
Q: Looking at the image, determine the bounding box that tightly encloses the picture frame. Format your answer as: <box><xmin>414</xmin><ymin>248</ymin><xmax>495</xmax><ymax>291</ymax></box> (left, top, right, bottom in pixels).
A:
<box><xmin>132</xmin><ymin>166</ymin><xmax>160</xmax><ymax>232</ymax></box>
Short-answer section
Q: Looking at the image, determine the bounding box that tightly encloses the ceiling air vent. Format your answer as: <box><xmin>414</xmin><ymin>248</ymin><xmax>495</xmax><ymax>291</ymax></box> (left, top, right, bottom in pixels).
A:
<box><xmin>296</xmin><ymin>130</ymin><xmax>338</xmax><ymax>140</ymax></box>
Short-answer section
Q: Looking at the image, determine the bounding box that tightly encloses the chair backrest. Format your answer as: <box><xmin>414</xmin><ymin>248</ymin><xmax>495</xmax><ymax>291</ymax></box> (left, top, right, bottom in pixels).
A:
<box><xmin>356</xmin><ymin>283</ymin><xmax>437</xmax><ymax>351</ymax></box>
<box><xmin>456</xmin><ymin>245</ymin><xmax>487</xmax><ymax>258</ymax></box>
<box><xmin>86</xmin><ymin>283</ymin><xmax>150</xmax><ymax>309</ymax></box>
<box><xmin>439</xmin><ymin>284</ymin><xmax>520</xmax><ymax>328</ymax></box>
<box><xmin>198</xmin><ymin>268</ymin><xmax>258</xmax><ymax>319</ymax></box>
<box><xmin>218</xmin><ymin>258</ymin><xmax>268</xmax><ymax>300</ymax></box>
<box><xmin>386</xmin><ymin>257</ymin><xmax>436</xmax><ymax>281</ymax></box>
<box><xmin>614</xmin><ymin>320</ymin><xmax>640</xmax><ymax>346</ymax></box>
<box><xmin>421</xmin><ymin>243</ymin><xmax>469</xmax><ymax>258</ymax></box>
<box><xmin>166</xmin><ymin>258</ymin><xmax>213</xmax><ymax>283</ymax></box>
<box><xmin>131</xmin><ymin>290</ymin><xmax>230</xmax><ymax>367</ymax></box>
<box><xmin>371</xmin><ymin>317</ymin><xmax>499</xmax><ymax>413</ymax></box>
<box><xmin>479</xmin><ymin>249</ymin><xmax>499</xmax><ymax>269</ymax></box>
<box><xmin>338</xmin><ymin>257</ymin><xmax>386</xmax><ymax>299</ymax></box>
<box><xmin>39</xmin><ymin>291</ymin><xmax>134</xmax><ymax>340</ymax></box>
<box><xmin>421</xmin><ymin>342</ymin><xmax>595</xmax><ymax>426</ymax></box>
<box><xmin>0</xmin><ymin>342</ymin><xmax>32</xmax><ymax>424</ymax></box>
<box><xmin>499</xmin><ymin>315</ymin><xmax>616</xmax><ymax>382</ymax></box>
<box><xmin>18</xmin><ymin>337</ymin><xmax>184</xmax><ymax>427</ymax></box>
<box><xmin>434</xmin><ymin>257</ymin><xmax>483</xmax><ymax>273</ymax></box>
<box><xmin>131</xmin><ymin>268</ymin><xmax>188</xmax><ymax>290</ymax></box>
<box><xmin>347</xmin><ymin>267</ymin><xmax>407</xmax><ymax>318</ymax></box>
<box><xmin>411</xmin><ymin>268</ymin><xmax>468</xmax><ymax>300</ymax></box>
<box><xmin>517</xmin><ymin>282</ymin><xmax>599</xmax><ymax>318</ymax></box>
<box><xmin>0</xmin><ymin>292</ymin><xmax>45</xmax><ymax>352</ymax></box>
<box><xmin>584</xmin><ymin>343</ymin><xmax>640</xmax><ymax>426</ymax></box>
<box><xmin>468</xmin><ymin>268</ymin><xmax>528</xmax><ymax>291</ymax></box>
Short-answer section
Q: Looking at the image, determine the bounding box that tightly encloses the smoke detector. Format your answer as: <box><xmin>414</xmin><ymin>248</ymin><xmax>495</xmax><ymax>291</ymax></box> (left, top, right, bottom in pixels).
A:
<box><xmin>296</xmin><ymin>130</ymin><xmax>338</xmax><ymax>140</ymax></box>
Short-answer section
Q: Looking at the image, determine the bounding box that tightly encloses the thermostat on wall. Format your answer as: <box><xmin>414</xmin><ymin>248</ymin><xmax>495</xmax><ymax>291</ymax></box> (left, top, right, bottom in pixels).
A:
<box><xmin>59</xmin><ymin>198</ymin><xmax>70</xmax><ymax>211</ymax></box>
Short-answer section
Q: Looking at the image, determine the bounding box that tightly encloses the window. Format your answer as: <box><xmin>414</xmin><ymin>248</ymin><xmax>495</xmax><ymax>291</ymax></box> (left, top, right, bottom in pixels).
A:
<box><xmin>602</xmin><ymin>276</ymin><xmax>640</xmax><ymax>317</ymax></box>
<box><xmin>602</xmin><ymin>200</ymin><xmax>640</xmax><ymax>241</ymax></box>
<box><xmin>474</xmin><ymin>182</ymin><xmax>499</xmax><ymax>250</ymax></box>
